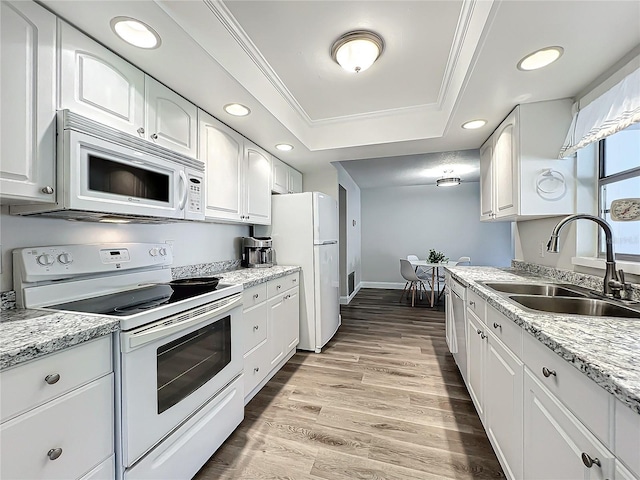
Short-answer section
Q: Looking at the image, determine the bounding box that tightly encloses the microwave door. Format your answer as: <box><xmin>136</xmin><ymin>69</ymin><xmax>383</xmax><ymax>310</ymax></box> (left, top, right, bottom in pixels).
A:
<box><xmin>68</xmin><ymin>131</ymin><xmax>183</xmax><ymax>219</ymax></box>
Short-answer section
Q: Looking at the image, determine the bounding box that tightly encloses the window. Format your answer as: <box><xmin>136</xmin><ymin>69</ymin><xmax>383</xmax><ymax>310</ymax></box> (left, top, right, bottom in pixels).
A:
<box><xmin>598</xmin><ymin>123</ymin><xmax>640</xmax><ymax>261</ymax></box>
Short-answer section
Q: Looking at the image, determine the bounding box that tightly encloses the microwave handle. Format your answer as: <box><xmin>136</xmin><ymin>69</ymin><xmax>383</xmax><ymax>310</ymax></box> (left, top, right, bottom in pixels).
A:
<box><xmin>178</xmin><ymin>170</ymin><xmax>188</xmax><ymax>211</ymax></box>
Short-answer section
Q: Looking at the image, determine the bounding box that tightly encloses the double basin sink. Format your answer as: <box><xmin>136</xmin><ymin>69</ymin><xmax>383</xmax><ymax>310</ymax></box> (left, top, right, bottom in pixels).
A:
<box><xmin>482</xmin><ymin>282</ymin><xmax>640</xmax><ymax>319</ymax></box>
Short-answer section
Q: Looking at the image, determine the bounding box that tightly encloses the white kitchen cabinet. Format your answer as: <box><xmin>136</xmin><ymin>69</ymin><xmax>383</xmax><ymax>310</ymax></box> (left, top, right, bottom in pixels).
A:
<box><xmin>479</xmin><ymin>99</ymin><xmax>575</xmax><ymax>221</ymax></box>
<box><xmin>59</xmin><ymin>20</ymin><xmax>145</xmax><ymax>137</ymax></box>
<box><xmin>144</xmin><ymin>76</ymin><xmax>198</xmax><ymax>157</ymax></box>
<box><xmin>199</xmin><ymin>110</ymin><xmax>270</xmax><ymax>225</ymax></box>
<box><xmin>0</xmin><ymin>336</ymin><xmax>114</xmax><ymax>480</ymax></box>
<box><xmin>242</xmin><ymin>273</ymin><xmax>300</xmax><ymax>404</ymax></box>
<box><xmin>272</xmin><ymin>156</ymin><xmax>302</xmax><ymax>195</ymax></box>
<box><xmin>524</xmin><ymin>369</ymin><xmax>614</xmax><ymax>480</ymax></box>
<box><xmin>466</xmin><ymin>309</ymin><xmax>486</xmax><ymax>420</ymax></box>
<box><xmin>289</xmin><ymin>167</ymin><xmax>303</xmax><ymax>193</ymax></box>
<box><xmin>0</xmin><ymin>0</ymin><xmax>57</xmax><ymax>204</ymax></box>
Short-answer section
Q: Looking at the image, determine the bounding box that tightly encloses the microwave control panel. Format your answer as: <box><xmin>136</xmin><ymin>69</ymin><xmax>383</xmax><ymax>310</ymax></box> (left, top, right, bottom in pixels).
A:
<box><xmin>185</xmin><ymin>170</ymin><xmax>204</xmax><ymax>220</ymax></box>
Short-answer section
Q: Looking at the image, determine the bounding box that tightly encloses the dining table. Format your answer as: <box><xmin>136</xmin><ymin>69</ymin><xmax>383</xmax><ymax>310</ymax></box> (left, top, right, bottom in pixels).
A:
<box><xmin>408</xmin><ymin>260</ymin><xmax>448</xmax><ymax>307</ymax></box>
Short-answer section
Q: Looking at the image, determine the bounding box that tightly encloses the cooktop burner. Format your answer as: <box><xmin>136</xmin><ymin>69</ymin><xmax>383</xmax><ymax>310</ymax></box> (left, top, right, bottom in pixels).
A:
<box><xmin>48</xmin><ymin>282</ymin><xmax>234</xmax><ymax>317</ymax></box>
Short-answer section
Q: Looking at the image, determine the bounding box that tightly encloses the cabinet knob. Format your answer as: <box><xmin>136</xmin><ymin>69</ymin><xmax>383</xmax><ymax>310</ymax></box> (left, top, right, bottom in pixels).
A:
<box><xmin>476</xmin><ymin>329</ymin><xmax>482</xmax><ymax>335</ymax></box>
<box><xmin>137</xmin><ymin>127</ymin><xmax>145</xmax><ymax>136</ymax></box>
<box><xmin>493</xmin><ymin>322</ymin><xmax>501</xmax><ymax>329</ymax></box>
<box><xmin>293</xmin><ymin>278</ymin><xmax>297</xmax><ymax>282</ymax></box>
<box><xmin>47</xmin><ymin>448</ymin><xmax>63</xmax><ymax>461</ymax></box>
<box><xmin>44</xmin><ymin>373</ymin><xmax>60</xmax><ymax>385</ymax></box>
<box><xmin>254</xmin><ymin>367</ymin><xmax>260</xmax><ymax>373</ymax></box>
<box><xmin>253</xmin><ymin>325</ymin><xmax>259</xmax><ymax>331</ymax></box>
<box><xmin>41</xmin><ymin>186</ymin><xmax>54</xmax><ymax>194</ymax></box>
<box><xmin>253</xmin><ymin>293</ymin><xmax>259</xmax><ymax>299</ymax></box>
<box><xmin>542</xmin><ymin>367</ymin><xmax>557</xmax><ymax>378</ymax></box>
<box><xmin>480</xmin><ymin>332</ymin><xmax>487</xmax><ymax>340</ymax></box>
<box><xmin>469</xmin><ymin>301</ymin><xmax>476</xmax><ymax>307</ymax></box>
<box><xmin>277</xmin><ymin>285</ymin><xmax>282</xmax><ymax>289</ymax></box>
<box><xmin>581</xmin><ymin>453</ymin><xmax>601</xmax><ymax>468</ymax></box>
<box><xmin>246</xmin><ymin>215</ymin><xmax>250</xmax><ymax>220</ymax></box>
<box><xmin>150</xmin><ymin>133</ymin><xmax>158</xmax><ymax>141</ymax></box>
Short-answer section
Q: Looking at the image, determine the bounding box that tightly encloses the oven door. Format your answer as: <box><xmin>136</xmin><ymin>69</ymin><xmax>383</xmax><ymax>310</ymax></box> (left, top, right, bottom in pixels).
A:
<box><xmin>119</xmin><ymin>293</ymin><xmax>243</xmax><ymax>466</ymax></box>
<box><xmin>63</xmin><ymin>129</ymin><xmax>188</xmax><ymax>219</ymax></box>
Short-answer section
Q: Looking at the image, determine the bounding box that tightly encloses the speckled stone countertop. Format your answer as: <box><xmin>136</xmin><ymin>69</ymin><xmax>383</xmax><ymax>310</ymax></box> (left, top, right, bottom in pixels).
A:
<box><xmin>446</xmin><ymin>266</ymin><xmax>640</xmax><ymax>415</ymax></box>
<box><xmin>0</xmin><ymin>265</ymin><xmax>300</xmax><ymax>371</ymax></box>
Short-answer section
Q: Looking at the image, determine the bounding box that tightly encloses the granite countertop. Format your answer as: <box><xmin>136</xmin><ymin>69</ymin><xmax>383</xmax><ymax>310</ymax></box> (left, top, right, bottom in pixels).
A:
<box><xmin>0</xmin><ymin>265</ymin><xmax>300</xmax><ymax>371</ymax></box>
<box><xmin>446</xmin><ymin>266</ymin><xmax>640</xmax><ymax>415</ymax></box>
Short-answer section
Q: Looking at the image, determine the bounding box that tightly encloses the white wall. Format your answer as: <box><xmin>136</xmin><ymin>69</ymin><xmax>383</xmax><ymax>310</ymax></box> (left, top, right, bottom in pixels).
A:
<box><xmin>335</xmin><ymin>164</ymin><xmax>362</xmax><ymax>297</ymax></box>
<box><xmin>0</xmin><ymin>208</ymin><xmax>248</xmax><ymax>291</ymax></box>
<box><xmin>361</xmin><ymin>182</ymin><xmax>512</xmax><ymax>285</ymax></box>
<box><xmin>302</xmin><ymin>168</ymin><xmax>338</xmax><ymax>200</ymax></box>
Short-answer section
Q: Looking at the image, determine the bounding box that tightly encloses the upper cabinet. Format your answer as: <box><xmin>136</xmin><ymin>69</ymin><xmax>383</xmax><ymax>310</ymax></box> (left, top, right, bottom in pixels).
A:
<box><xmin>480</xmin><ymin>99</ymin><xmax>575</xmax><ymax>221</ymax></box>
<box><xmin>59</xmin><ymin>20</ymin><xmax>144</xmax><ymax>137</ymax></box>
<box><xmin>199</xmin><ymin>110</ymin><xmax>271</xmax><ymax>225</ymax></box>
<box><xmin>271</xmin><ymin>156</ymin><xmax>303</xmax><ymax>195</ymax></box>
<box><xmin>0</xmin><ymin>1</ymin><xmax>57</xmax><ymax>204</ymax></box>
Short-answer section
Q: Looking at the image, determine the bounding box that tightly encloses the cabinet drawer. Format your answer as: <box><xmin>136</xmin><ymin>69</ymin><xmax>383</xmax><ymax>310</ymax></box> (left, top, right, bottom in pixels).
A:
<box><xmin>243</xmin><ymin>341</ymin><xmax>268</xmax><ymax>400</ymax></box>
<box><xmin>485</xmin><ymin>305</ymin><xmax>522</xmax><ymax>357</ymax></box>
<box><xmin>243</xmin><ymin>283</ymin><xmax>267</xmax><ymax>309</ymax></box>
<box><xmin>267</xmin><ymin>273</ymin><xmax>299</xmax><ymax>297</ymax></box>
<box><xmin>1</xmin><ymin>374</ymin><xmax>113</xmax><ymax>480</ymax></box>
<box><xmin>241</xmin><ymin>302</ymin><xmax>268</xmax><ymax>354</ymax></box>
<box><xmin>523</xmin><ymin>333</ymin><xmax>611</xmax><ymax>445</ymax></box>
<box><xmin>466</xmin><ymin>289</ymin><xmax>485</xmax><ymax>322</ymax></box>
<box><xmin>1</xmin><ymin>336</ymin><xmax>112</xmax><ymax>422</ymax></box>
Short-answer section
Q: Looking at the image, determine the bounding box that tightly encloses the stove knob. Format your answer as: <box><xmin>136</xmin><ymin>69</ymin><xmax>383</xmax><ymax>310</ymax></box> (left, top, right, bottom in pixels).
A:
<box><xmin>36</xmin><ymin>254</ymin><xmax>55</xmax><ymax>266</ymax></box>
<box><xmin>57</xmin><ymin>253</ymin><xmax>73</xmax><ymax>265</ymax></box>
<box><xmin>159</xmin><ymin>248</ymin><xmax>167</xmax><ymax>256</ymax></box>
<box><xmin>149</xmin><ymin>248</ymin><xmax>159</xmax><ymax>257</ymax></box>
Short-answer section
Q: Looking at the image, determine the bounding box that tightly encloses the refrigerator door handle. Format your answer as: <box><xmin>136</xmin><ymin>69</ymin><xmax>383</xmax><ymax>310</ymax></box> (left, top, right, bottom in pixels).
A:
<box><xmin>318</xmin><ymin>241</ymin><xmax>337</xmax><ymax>245</ymax></box>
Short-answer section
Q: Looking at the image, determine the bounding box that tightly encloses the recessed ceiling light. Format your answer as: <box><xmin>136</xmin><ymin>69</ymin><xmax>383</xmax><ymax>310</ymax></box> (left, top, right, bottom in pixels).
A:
<box><xmin>517</xmin><ymin>46</ymin><xmax>564</xmax><ymax>71</ymax></box>
<box><xmin>331</xmin><ymin>30</ymin><xmax>384</xmax><ymax>73</ymax></box>
<box><xmin>224</xmin><ymin>103</ymin><xmax>251</xmax><ymax>117</ymax></box>
<box><xmin>462</xmin><ymin>119</ymin><xmax>487</xmax><ymax>130</ymax></box>
<box><xmin>275</xmin><ymin>144</ymin><xmax>293</xmax><ymax>152</ymax></box>
<box><xmin>110</xmin><ymin>17</ymin><xmax>161</xmax><ymax>49</ymax></box>
<box><xmin>436</xmin><ymin>177</ymin><xmax>461</xmax><ymax>187</ymax></box>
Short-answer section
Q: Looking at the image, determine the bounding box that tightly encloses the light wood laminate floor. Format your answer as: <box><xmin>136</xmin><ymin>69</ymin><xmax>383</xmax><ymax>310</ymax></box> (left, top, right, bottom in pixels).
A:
<box><xmin>195</xmin><ymin>288</ymin><xmax>505</xmax><ymax>479</ymax></box>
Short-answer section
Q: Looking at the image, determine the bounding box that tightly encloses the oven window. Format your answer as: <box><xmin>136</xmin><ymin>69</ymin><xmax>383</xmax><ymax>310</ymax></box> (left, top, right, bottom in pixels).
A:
<box><xmin>88</xmin><ymin>155</ymin><xmax>170</xmax><ymax>202</ymax></box>
<box><xmin>156</xmin><ymin>316</ymin><xmax>231</xmax><ymax>414</ymax></box>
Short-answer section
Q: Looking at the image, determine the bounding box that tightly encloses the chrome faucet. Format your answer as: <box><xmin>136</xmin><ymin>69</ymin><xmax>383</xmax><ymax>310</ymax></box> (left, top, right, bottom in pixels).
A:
<box><xmin>547</xmin><ymin>214</ymin><xmax>627</xmax><ymax>299</ymax></box>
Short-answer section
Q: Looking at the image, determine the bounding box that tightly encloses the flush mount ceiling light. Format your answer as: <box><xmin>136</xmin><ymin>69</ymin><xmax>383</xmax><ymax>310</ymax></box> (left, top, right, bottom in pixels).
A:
<box><xmin>331</xmin><ymin>30</ymin><xmax>384</xmax><ymax>73</ymax></box>
<box><xmin>110</xmin><ymin>17</ymin><xmax>161</xmax><ymax>49</ymax></box>
<box><xmin>275</xmin><ymin>144</ymin><xmax>293</xmax><ymax>152</ymax></box>
<box><xmin>224</xmin><ymin>103</ymin><xmax>251</xmax><ymax>117</ymax></box>
<box><xmin>517</xmin><ymin>46</ymin><xmax>564</xmax><ymax>71</ymax></box>
<box><xmin>462</xmin><ymin>119</ymin><xmax>487</xmax><ymax>130</ymax></box>
<box><xmin>436</xmin><ymin>170</ymin><xmax>461</xmax><ymax>187</ymax></box>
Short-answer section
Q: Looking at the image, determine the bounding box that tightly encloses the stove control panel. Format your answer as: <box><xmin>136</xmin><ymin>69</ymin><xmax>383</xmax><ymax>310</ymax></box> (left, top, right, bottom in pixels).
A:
<box><xmin>14</xmin><ymin>243</ymin><xmax>174</xmax><ymax>283</ymax></box>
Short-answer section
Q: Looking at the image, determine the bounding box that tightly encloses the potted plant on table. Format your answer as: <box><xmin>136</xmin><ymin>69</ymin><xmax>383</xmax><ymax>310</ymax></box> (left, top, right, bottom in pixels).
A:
<box><xmin>427</xmin><ymin>249</ymin><xmax>448</xmax><ymax>264</ymax></box>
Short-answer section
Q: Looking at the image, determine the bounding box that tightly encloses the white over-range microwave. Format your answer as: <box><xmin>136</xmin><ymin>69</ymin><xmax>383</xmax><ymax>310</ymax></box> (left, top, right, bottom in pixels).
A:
<box><xmin>11</xmin><ymin>110</ymin><xmax>205</xmax><ymax>222</ymax></box>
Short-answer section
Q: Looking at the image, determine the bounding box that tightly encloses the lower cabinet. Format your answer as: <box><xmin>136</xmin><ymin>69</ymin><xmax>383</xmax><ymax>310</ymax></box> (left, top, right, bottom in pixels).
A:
<box><xmin>466</xmin><ymin>309</ymin><xmax>486</xmax><ymax>419</ymax></box>
<box><xmin>242</xmin><ymin>272</ymin><xmax>300</xmax><ymax>404</ymax></box>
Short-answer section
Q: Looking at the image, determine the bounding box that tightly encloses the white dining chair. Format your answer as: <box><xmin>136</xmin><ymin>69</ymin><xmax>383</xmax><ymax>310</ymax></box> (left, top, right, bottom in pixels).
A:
<box><xmin>400</xmin><ymin>259</ymin><xmax>429</xmax><ymax>307</ymax></box>
<box><xmin>406</xmin><ymin>254</ymin><xmax>432</xmax><ymax>285</ymax></box>
<box><xmin>455</xmin><ymin>256</ymin><xmax>471</xmax><ymax>266</ymax></box>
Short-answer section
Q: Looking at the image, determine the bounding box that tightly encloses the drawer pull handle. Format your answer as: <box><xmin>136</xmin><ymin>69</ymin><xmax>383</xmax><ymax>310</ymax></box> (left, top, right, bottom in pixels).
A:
<box><xmin>253</xmin><ymin>294</ymin><xmax>259</xmax><ymax>299</ymax></box>
<box><xmin>493</xmin><ymin>322</ymin><xmax>501</xmax><ymax>329</ymax></box>
<box><xmin>293</xmin><ymin>278</ymin><xmax>297</xmax><ymax>282</ymax></box>
<box><xmin>47</xmin><ymin>448</ymin><xmax>63</xmax><ymax>461</ymax></box>
<box><xmin>542</xmin><ymin>367</ymin><xmax>557</xmax><ymax>378</ymax></box>
<box><xmin>254</xmin><ymin>367</ymin><xmax>260</xmax><ymax>373</ymax></box>
<box><xmin>581</xmin><ymin>453</ymin><xmax>601</xmax><ymax>468</ymax></box>
<box><xmin>44</xmin><ymin>374</ymin><xmax>60</xmax><ymax>385</ymax></box>
<box><xmin>253</xmin><ymin>325</ymin><xmax>259</xmax><ymax>331</ymax></box>
<box><xmin>469</xmin><ymin>301</ymin><xmax>476</xmax><ymax>307</ymax></box>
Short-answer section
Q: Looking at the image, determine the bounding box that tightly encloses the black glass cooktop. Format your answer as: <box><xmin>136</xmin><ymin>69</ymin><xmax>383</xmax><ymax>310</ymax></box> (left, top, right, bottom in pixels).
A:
<box><xmin>48</xmin><ymin>282</ymin><xmax>227</xmax><ymax>317</ymax></box>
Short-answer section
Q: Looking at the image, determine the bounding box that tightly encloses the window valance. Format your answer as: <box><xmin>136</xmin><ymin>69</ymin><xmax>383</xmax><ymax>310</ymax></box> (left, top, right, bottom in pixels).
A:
<box><xmin>559</xmin><ymin>67</ymin><xmax>640</xmax><ymax>158</ymax></box>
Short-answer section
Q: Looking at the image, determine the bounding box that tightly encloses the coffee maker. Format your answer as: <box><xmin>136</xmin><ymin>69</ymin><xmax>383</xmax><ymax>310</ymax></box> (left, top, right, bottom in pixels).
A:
<box><xmin>242</xmin><ymin>237</ymin><xmax>274</xmax><ymax>268</ymax></box>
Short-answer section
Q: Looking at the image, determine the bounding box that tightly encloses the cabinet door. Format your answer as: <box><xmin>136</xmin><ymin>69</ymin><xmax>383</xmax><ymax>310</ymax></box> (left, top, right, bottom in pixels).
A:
<box><xmin>244</xmin><ymin>142</ymin><xmax>272</xmax><ymax>225</ymax></box>
<box><xmin>283</xmin><ymin>287</ymin><xmax>300</xmax><ymax>352</ymax></box>
<box><xmin>198</xmin><ymin>110</ymin><xmax>243</xmax><ymax>222</ymax></box>
<box><xmin>145</xmin><ymin>76</ymin><xmax>197</xmax><ymax>157</ymax></box>
<box><xmin>271</xmin><ymin>156</ymin><xmax>289</xmax><ymax>194</ymax></box>
<box><xmin>289</xmin><ymin>168</ymin><xmax>303</xmax><ymax>194</ymax></box>
<box><xmin>0</xmin><ymin>1</ymin><xmax>56</xmax><ymax>204</ymax></box>
<box><xmin>267</xmin><ymin>295</ymin><xmax>285</xmax><ymax>369</ymax></box>
<box><xmin>479</xmin><ymin>139</ymin><xmax>494</xmax><ymax>220</ymax></box>
<box><xmin>494</xmin><ymin>110</ymin><xmax>518</xmax><ymax>218</ymax></box>
<box><xmin>486</xmin><ymin>334</ymin><xmax>524</xmax><ymax>480</ymax></box>
<box><xmin>466</xmin><ymin>310</ymin><xmax>486</xmax><ymax>420</ymax></box>
<box><xmin>523</xmin><ymin>370</ymin><xmax>614</xmax><ymax>480</ymax></box>
<box><xmin>59</xmin><ymin>21</ymin><xmax>145</xmax><ymax>136</ymax></box>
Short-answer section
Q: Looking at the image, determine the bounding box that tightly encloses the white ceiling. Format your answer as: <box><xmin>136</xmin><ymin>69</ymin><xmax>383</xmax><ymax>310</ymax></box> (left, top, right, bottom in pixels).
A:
<box><xmin>40</xmin><ymin>0</ymin><xmax>640</xmax><ymax>187</ymax></box>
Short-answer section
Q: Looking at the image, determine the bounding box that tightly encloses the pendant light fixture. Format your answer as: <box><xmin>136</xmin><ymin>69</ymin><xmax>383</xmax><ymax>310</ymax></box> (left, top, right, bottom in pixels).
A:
<box><xmin>436</xmin><ymin>170</ymin><xmax>461</xmax><ymax>187</ymax></box>
<box><xmin>331</xmin><ymin>30</ymin><xmax>384</xmax><ymax>73</ymax></box>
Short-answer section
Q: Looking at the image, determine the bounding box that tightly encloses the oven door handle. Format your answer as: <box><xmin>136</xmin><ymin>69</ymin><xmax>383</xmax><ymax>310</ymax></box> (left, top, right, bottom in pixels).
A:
<box><xmin>125</xmin><ymin>294</ymin><xmax>242</xmax><ymax>350</ymax></box>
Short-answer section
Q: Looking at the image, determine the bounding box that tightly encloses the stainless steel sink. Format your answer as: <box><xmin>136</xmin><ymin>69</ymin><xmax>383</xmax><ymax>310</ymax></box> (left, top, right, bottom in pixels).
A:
<box><xmin>509</xmin><ymin>295</ymin><xmax>640</xmax><ymax>318</ymax></box>
<box><xmin>483</xmin><ymin>282</ymin><xmax>587</xmax><ymax>297</ymax></box>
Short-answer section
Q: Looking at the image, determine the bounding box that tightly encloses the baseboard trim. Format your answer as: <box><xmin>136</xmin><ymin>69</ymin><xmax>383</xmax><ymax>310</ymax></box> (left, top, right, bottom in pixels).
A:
<box><xmin>340</xmin><ymin>282</ymin><xmax>363</xmax><ymax>304</ymax></box>
<box><xmin>360</xmin><ymin>281</ymin><xmax>406</xmax><ymax>290</ymax></box>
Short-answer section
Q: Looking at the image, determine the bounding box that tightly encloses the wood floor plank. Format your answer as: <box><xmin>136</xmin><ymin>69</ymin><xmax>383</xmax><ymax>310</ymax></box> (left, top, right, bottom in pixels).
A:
<box><xmin>194</xmin><ymin>288</ymin><xmax>505</xmax><ymax>479</ymax></box>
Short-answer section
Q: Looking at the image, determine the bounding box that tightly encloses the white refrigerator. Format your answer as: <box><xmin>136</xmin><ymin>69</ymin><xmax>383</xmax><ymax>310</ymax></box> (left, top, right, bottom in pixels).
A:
<box><xmin>256</xmin><ymin>192</ymin><xmax>340</xmax><ymax>352</ymax></box>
